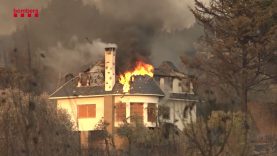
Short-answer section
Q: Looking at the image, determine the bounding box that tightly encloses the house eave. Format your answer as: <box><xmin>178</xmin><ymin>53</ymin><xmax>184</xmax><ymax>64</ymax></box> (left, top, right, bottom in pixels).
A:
<box><xmin>49</xmin><ymin>93</ymin><xmax>164</xmax><ymax>100</ymax></box>
<box><xmin>168</xmin><ymin>98</ymin><xmax>199</xmax><ymax>102</ymax></box>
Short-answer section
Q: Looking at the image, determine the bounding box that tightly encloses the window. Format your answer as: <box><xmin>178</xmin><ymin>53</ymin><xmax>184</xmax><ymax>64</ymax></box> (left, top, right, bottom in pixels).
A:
<box><xmin>116</xmin><ymin>103</ymin><xmax>126</xmax><ymax>122</ymax></box>
<box><xmin>130</xmin><ymin>103</ymin><xmax>143</xmax><ymax>123</ymax></box>
<box><xmin>183</xmin><ymin>106</ymin><xmax>189</xmax><ymax>118</ymax></box>
<box><xmin>147</xmin><ymin>103</ymin><xmax>157</xmax><ymax>122</ymax></box>
<box><xmin>165</xmin><ymin>77</ymin><xmax>173</xmax><ymax>91</ymax></box>
<box><xmin>183</xmin><ymin>104</ymin><xmax>194</xmax><ymax>118</ymax></box>
<box><xmin>159</xmin><ymin>106</ymin><xmax>170</xmax><ymax>120</ymax></box>
<box><xmin>79</xmin><ymin>73</ymin><xmax>89</xmax><ymax>86</ymax></box>
<box><xmin>78</xmin><ymin>104</ymin><xmax>96</xmax><ymax>118</ymax></box>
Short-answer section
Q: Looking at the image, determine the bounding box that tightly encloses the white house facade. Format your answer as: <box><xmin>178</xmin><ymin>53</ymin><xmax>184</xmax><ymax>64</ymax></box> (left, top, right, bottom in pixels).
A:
<box><xmin>49</xmin><ymin>47</ymin><xmax>198</xmax><ymax>133</ymax></box>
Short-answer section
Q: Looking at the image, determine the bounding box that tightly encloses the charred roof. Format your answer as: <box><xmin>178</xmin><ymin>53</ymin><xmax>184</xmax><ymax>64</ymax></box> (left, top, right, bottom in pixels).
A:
<box><xmin>50</xmin><ymin>75</ymin><xmax>164</xmax><ymax>98</ymax></box>
<box><xmin>154</xmin><ymin>61</ymin><xmax>186</xmax><ymax>78</ymax></box>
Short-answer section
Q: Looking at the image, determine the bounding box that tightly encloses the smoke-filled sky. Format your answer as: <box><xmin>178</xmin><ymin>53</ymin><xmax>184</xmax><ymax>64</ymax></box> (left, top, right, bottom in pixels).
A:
<box><xmin>0</xmin><ymin>0</ymin><xmax>208</xmax><ymax>76</ymax></box>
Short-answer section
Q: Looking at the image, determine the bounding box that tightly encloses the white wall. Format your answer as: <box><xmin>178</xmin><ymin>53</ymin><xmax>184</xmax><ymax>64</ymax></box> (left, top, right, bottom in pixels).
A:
<box><xmin>160</xmin><ymin>100</ymin><xmax>196</xmax><ymax>130</ymax></box>
<box><xmin>160</xmin><ymin>78</ymin><xmax>165</xmax><ymax>91</ymax></box>
<box><xmin>57</xmin><ymin>97</ymin><xmax>104</xmax><ymax>131</ymax></box>
<box><xmin>114</xmin><ymin>95</ymin><xmax>160</xmax><ymax>127</ymax></box>
<box><xmin>57</xmin><ymin>95</ymin><xmax>161</xmax><ymax>131</ymax></box>
<box><xmin>57</xmin><ymin>98</ymin><xmax>78</xmax><ymax>130</ymax></box>
<box><xmin>172</xmin><ymin>78</ymin><xmax>181</xmax><ymax>93</ymax></box>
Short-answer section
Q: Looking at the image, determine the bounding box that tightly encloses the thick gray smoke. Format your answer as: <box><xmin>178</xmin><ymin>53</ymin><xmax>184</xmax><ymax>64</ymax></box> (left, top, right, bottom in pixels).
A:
<box><xmin>0</xmin><ymin>0</ymin><xmax>207</xmax><ymax>91</ymax></box>
<box><xmin>0</xmin><ymin>0</ymin><xmax>51</xmax><ymax>36</ymax></box>
<box><xmin>40</xmin><ymin>37</ymin><xmax>116</xmax><ymax>73</ymax></box>
<box><xmin>82</xmin><ymin>0</ymin><xmax>197</xmax><ymax>31</ymax></box>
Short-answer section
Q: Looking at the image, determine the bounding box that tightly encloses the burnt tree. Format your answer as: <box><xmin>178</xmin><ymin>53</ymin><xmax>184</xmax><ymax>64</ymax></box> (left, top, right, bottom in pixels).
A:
<box><xmin>187</xmin><ymin>0</ymin><xmax>276</xmax><ymax>155</ymax></box>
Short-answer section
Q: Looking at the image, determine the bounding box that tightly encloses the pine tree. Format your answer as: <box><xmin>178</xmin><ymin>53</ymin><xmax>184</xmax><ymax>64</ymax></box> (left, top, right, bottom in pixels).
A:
<box><xmin>190</xmin><ymin>0</ymin><xmax>276</xmax><ymax>155</ymax></box>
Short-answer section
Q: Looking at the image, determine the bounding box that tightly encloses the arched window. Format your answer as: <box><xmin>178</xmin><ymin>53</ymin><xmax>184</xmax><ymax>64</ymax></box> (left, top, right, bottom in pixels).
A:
<box><xmin>183</xmin><ymin>104</ymin><xmax>194</xmax><ymax>118</ymax></box>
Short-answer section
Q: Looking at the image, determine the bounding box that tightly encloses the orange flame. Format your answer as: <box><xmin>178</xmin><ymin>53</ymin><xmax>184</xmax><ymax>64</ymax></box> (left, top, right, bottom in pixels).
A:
<box><xmin>119</xmin><ymin>61</ymin><xmax>154</xmax><ymax>93</ymax></box>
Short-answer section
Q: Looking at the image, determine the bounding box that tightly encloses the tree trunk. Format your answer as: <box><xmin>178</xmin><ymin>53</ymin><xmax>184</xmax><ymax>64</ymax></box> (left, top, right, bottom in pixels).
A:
<box><xmin>104</xmin><ymin>138</ymin><xmax>110</xmax><ymax>156</ymax></box>
<box><xmin>241</xmin><ymin>49</ymin><xmax>249</xmax><ymax>156</ymax></box>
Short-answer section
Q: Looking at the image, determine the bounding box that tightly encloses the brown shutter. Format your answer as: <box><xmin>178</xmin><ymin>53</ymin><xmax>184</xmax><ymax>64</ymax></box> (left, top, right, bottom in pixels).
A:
<box><xmin>78</xmin><ymin>105</ymin><xmax>88</xmax><ymax>118</ymax></box>
<box><xmin>87</xmin><ymin>105</ymin><xmax>96</xmax><ymax>118</ymax></box>
<box><xmin>116</xmin><ymin>103</ymin><xmax>126</xmax><ymax>122</ymax></box>
<box><xmin>78</xmin><ymin>104</ymin><xmax>96</xmax><ymax>118</ymax></box>
<box><xmin>147</xmin><ymin>103</ymin><xmax>156</xmax><ymax>122</ymax></box>
<box><xmin>130</xmin><ymin>103</ymin><xmax>143</xmax><ymax>123</ymax></box>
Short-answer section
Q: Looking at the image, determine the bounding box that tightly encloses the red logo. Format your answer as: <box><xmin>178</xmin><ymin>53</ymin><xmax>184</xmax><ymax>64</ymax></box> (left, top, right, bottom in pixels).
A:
<box><xmin>13</xmin><ymin>8</ymin><xmax>39</xmax><ymax>18</ymax></box>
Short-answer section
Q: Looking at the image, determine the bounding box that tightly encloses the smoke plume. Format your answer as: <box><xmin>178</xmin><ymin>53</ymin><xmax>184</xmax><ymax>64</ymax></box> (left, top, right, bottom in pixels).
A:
<box><xmin>41</xmin><ymin>37</ymin><xmax>116</xmax><ymax>73</ymax></box>
<box><xmin>0</xmin><ymin>0</ymin><xmax>208</xmax><ymax>91</ymax></box>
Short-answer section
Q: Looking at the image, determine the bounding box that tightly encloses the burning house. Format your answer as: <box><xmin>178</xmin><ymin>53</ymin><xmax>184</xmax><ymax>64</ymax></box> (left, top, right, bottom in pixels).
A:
<box><xmin>154</xmin><ymin>61</ymin><xmax>197</xmax><ymax>130</ymax></box>
<box><xmin>49</xmin><ymin>46</ymin><xmax>197</xmax><ymax>136</ymax></box>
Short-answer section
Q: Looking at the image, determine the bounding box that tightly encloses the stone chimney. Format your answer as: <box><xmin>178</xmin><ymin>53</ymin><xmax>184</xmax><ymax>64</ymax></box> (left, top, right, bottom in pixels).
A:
<box><xmin>105</xmin><ymin>47</ymin><xmax>116</xmax><ymax>91</ymax></box>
